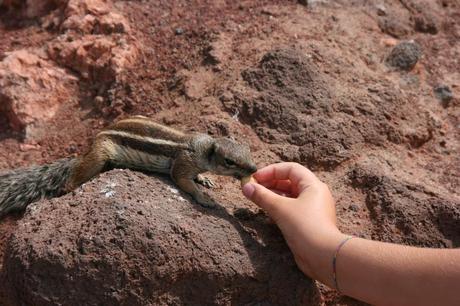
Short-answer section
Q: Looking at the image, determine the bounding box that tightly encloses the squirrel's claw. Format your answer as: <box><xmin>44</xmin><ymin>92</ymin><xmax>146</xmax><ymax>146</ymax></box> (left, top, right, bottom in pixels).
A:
<box><xmin>195</xmin><ymin>175</ymin><xmax>217</xmax><ymax>189</ymax></box>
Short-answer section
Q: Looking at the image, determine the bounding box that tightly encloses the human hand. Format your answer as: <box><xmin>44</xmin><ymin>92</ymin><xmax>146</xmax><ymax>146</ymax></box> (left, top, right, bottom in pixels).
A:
<box><xmin>242</xmin><ymin>163</ymin><xmax>460</xmax><ymax>304</ymax></box>
<box><xmin>241</xmin><ymin>162</ymin><xmax>345</xmax><ymax>283</ymax></box>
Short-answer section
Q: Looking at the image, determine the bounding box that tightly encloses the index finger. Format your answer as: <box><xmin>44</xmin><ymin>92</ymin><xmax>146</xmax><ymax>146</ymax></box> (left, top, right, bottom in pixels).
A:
<box><xmin>253</xmin><ymin>162</ymin><xmax>320</xmax><ymax>191</ymax></box>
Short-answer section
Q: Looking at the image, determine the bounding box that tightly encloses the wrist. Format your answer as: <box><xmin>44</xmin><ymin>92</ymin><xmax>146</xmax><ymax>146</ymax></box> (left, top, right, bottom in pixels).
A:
<box><xmin>300</xmin><ymin>229</ymin><xmax>348</xmax><ymax>287</ymax></box>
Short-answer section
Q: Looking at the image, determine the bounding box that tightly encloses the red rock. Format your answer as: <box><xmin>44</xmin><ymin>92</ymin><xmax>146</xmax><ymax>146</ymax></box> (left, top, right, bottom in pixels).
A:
<box><xmin>47</xmin><ymin>35</ymin><xmax>138</xmax><ymax>83</ymax></box>
<box><xmin>206</xmin><ymin>33</ymin><xmax>232</xmax><ymax>66</ymax></box>
<box><xmin>65</xmin><ymin>0</ymin><xmax>110</xmax><ymax>17</ymax></box>
<box><xmin>381</xmin><ymin>37</ymin><xmax>398</xmax><ymax>47</ymax></box>
<box><xmin>61</xmin><ymin>4</ymin><xmax>130</xmax><ymax>34</ymax></box>
<box><xmin>3</xmin><ymin>0</ymin><xmax>129</xmax><ymax>34</ymax></box>
<box><xmin>19</xmin><ymin>143</ymin><xmax>41</xmax><ymax>151</ymax></box>
<box><xmin>0</xmin><ymin>50</ymin><xmax>78</xmax><ymax>133</ymax></box>
<box><xmin>60</xmin><ymin>13</ymin><xmax>98</xmax><ymax>33</ymax></box>
<box><xmin>97</xmin><ymin>12</ymin><xmax>130</xmax><ymax>34</ymax></box>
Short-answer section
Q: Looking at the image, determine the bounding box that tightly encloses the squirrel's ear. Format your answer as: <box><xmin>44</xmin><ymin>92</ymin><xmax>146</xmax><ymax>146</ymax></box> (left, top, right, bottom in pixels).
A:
<box><xmin>207</xmin><ymin>142</ymin><xmax>217</xmax><ymax>161</ymax></box>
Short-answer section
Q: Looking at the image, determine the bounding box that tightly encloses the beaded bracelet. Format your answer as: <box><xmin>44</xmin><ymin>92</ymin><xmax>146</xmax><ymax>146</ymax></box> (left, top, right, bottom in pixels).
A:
<box><xmin>332</xmin><ymin>236</ymin><xmax>354</xmax><ymax>293</ymax></box>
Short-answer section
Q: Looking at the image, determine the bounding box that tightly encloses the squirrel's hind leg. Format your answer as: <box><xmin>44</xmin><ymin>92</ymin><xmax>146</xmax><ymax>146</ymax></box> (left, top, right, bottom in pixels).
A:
<box><xmin>66</xmin><ymin>138</ymin><xmax>116</xmax><ymax>190</ymax></box>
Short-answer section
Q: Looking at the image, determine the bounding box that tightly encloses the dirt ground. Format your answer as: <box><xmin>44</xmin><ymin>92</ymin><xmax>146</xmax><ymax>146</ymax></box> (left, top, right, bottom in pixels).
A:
<box><xmin>0</xmin><ymin>0</ymin><xmax>459</xmax><ymax>304</ymax></box>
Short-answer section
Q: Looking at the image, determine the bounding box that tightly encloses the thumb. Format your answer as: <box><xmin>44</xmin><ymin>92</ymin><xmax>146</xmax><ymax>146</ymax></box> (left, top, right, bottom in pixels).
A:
<box><xmin>242</xmin><ymin>183</ymin><xmax>288</xmax><ymax>216</ymax></box>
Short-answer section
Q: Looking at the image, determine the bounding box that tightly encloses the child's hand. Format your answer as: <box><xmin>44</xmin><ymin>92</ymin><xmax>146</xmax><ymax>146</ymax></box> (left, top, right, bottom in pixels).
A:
<box><xmin>241</xmin><ymin>162</ymin><xmax>345</xmax><ymax>281</ymax></box>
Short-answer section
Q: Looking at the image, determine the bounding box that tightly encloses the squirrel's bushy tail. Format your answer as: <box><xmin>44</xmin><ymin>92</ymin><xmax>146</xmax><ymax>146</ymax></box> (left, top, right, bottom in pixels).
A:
<box><xmin>0</xmin><ymin>158</ymin><xmax>77</xmax><ymax>217</ymax></box>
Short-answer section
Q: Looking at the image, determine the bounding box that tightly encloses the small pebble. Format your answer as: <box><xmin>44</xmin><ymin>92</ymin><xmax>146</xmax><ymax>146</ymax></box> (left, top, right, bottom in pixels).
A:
<box><xmin>376</xmin><ymin>4</ymin><xmax>386</xmax><ymax>16</ymax></box>
<box><xmin>175</xmin><ymin>28</ymin><xmax>184</xmax><ymax>35</ymax></box>
<box><xmin>434</xmin><ymin>85</ymin><xmax>453</xmax><ymax>105</ymax></box>
<box><xmin>385</xmin><ymin>41</ymin><xmax>422</xmax><ymax>71</ymax></box>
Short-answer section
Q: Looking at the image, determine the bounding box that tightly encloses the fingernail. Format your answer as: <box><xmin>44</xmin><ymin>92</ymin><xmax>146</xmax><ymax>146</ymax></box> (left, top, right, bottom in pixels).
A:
<box><xmin>242</xmin><ymin>183</ymin><xmax>255</xmax><ymax>198</ymax></box>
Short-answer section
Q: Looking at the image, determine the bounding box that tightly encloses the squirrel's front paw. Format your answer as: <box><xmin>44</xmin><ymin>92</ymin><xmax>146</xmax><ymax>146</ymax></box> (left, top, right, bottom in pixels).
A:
<box><xmin>194</xmin><ymin>193</ymin><xmax>216</xmax><ymax>208</ymax></box>
<box><xmin>195</xmin><ymin>175</ymin><xmax>217</xmax><ymax>189</ymax></box>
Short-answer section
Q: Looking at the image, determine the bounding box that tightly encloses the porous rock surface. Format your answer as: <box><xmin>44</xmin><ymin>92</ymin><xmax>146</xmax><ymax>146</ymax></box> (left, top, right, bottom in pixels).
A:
<box><xmin>385</xmin><ymin>41</ymin><xmax>422</xmax><ymax>70</ymax></box>
<box><xmin>47</xmin><ymin>34</ymin><xmax>138</xmax><ymax>84</ymax></box>
<box><xmin>347</xmin><ymin>155</ymin><xmax>460</xmax><ymax>247</ymax></box>
<box><xmin>1</xmin><ymin>169</ymin><xmax>320</xmax><ymax>305</ymax></box>
<box><xmin>222</xmin><ymin>47</ymin><xmax>434</xmax><ymax>171</ymax></box>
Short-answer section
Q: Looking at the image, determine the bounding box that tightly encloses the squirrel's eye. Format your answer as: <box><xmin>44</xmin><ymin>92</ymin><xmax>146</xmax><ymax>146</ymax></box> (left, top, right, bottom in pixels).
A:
<box><xmin>224</xmin><ymin>158</ymin><xmax>235</xmax><ymax>167</ymax></box>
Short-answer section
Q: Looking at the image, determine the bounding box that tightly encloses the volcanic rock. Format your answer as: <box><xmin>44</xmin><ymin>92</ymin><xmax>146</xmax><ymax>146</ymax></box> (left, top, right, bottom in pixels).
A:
<box><xmin>47</xmin><ymin>35</ymin><xmax>138</xmax><ymax>84</ymax></box>
<box><xmin>385</xmin><ymin>41</ymin><xmax>422</xmax><ymax>71</ymax></box>
<box><xmin>1</xmin><ymin>169</ymin><xmax>321</xmax><ymax>305</ymax></box>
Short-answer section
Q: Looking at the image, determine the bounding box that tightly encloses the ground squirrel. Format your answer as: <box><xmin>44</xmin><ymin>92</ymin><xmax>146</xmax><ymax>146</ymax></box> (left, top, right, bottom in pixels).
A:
<box><xmin>0</xmin><ymin>116</ymin><xmax>257</xmax><ymax>217</ymax></box>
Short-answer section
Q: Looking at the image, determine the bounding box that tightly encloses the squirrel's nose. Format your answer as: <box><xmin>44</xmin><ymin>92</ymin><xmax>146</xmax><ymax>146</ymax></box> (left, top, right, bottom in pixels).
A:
<box><xmin>247</xmin><ymin>163</ymin><xmax>257</xmax><ymax>174</ymax></box>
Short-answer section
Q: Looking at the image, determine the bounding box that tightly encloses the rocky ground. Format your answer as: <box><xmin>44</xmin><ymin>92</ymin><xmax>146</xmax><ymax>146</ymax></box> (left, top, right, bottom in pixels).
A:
<box><xmin>0</xmin><ymin>0</ymin><xmax>459</xmax><ymax>305</ymax></box>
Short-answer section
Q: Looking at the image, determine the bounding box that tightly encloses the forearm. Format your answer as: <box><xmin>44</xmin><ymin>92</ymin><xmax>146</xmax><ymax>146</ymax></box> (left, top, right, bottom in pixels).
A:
<box><xmin>311</xmin><ymin>236</ymin><xmax>460</xmax><ymax>305</ymax></box>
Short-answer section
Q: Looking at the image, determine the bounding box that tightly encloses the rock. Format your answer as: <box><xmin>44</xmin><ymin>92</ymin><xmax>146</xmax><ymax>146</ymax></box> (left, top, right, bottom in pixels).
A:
<box><xmin>233</xmin><ymin>48</ymin><xmax>360</xmax><ymax>170</ymax></box>
<box><xmin>378</xmin><ymin>16</ymin><xmax>411</xmax><ymax>38</ymax></box>
<box><xmin>178</xmin><ymin>68</ymin><xmax>215</xmax><ymax>100</ymax></box>
<box><xmin>3</xmin><ymin>0</ymin><xmax>130</xmax><ymax>34</ymax></box>
<box><xmin>240</xmin><ymin>48</ymin><xmax>332</xmax><ymax>127</ymax></box>
<box><xmin>413</xmin><ymin>12</ymin><xmax>438</xmax><ymax>34</ymax></box>
<box><xmin>400</xmin><ymin>0</ymin><xmax>438</xmax><ymax>34</ymax></box>
<box><xmin>1</xmin><ymin>0</ymin><xmax>121</xmax><ymax>28</ymax></box>
<box><xmin>65</xmin><ymin>0</ymin><xmax>110</xmax><ymax>17</ymax></box>
<box><xmin>348</xmin><ymin>159</ymin><xmax>460</xmax><ymax>247</ymax></box>
<box><xmin>375</xmin><ymin>4</ymin><xmax>386</xmax><ymax>16</ymax></box>
<box><xmin>385</xmin><ymin>41</ymin><xmax>422</xmax><ymax>71</ymax></box>
<box><xmin>228</xmin><ymin>46</ymin><xmax>434</xmax><ymax>169</ymax></box>
<box><xmin>0</xmin><ymin>0</ymin><xmax>65</xmax><ymax>18</ymax></box>
<box><xmin>293</xmin><ymin>118</ymin><xmax>357</xmax><ymax>169</ymax></box>
<box><xmin>19</xmin><ymin>143</ymin><xmax>40</xmax><ymax>151</ymax></box>
<box><xmin>97</xmin><ymin>12</ymin><xmax>129</xmax><ymax>34</ymax></box>
<box><xmin>0</xmin><ymin>0</ymin><xmax>137</xmax><ymax>131</ymax></box>
<box><xmin>61</xmin><ymin>8</ymin><xmax>130</xmax><ymax>34</ymax></box>
<box><xmin>0</xmin><ymin>50</ymin><xmax>77</xmax><ymax>132</ymax></box>
<box><xmin>434</xmin><ymin>85</ymin><xmax>453</xmax><ymax>105</ymax></box>
<box><xmin>34</xmin><ymin>0</ymin><xmax>129</xmax><ymax>34</ymax></box>
<box><xmin>47</xmin><ymin>35</ymin><xmax>138</xmax><ymax>84</ymax></box>
<box><xmin>0</xmin><ymin>170</ymin><xmax>321</xmax><ymax>305</ymax></box>
<box><xmin>403</xmin><ymin>125</ymin><xmax>433</xmax><ymax>148</ymax></box>
<box><xmin>175</xmin><ymin>27</ymin><xmax>184</xmax><ymax>35</ymax></box>
<box><xmin>205</xmin><ymin>33</ymin><xmax>232</xmax><ymax>66</ymax></box>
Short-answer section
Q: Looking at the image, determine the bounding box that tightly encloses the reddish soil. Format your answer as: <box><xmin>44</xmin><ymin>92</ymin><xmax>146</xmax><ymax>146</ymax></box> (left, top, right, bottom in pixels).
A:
<box><xmin>1</xmin><ymin>0</ymin><xmax>459</xmax><ymax>304</ymax></box>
